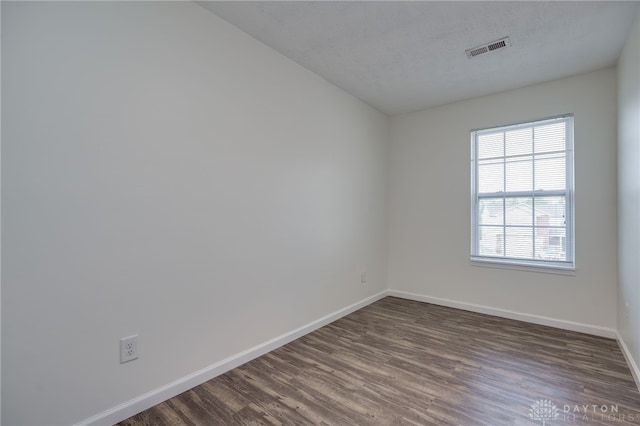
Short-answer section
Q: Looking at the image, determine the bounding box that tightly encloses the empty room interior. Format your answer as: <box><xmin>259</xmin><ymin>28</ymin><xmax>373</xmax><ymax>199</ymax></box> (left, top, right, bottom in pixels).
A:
<box><xmin>2</xmin><ymin>1</ymin><xmax>640</xmax><ymax>425</ymax></box>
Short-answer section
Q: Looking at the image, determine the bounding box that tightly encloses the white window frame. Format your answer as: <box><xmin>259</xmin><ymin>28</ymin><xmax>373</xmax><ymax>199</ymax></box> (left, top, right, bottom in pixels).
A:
<box><xmin>470</xmin><ymin>114</ymin><xmax>575</xmax><ymax>274</ymax></box>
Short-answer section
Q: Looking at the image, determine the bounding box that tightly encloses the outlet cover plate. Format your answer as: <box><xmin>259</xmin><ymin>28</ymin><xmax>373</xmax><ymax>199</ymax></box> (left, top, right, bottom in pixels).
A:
<box><xmin>120</xmin><ymin>335</ymin><xmax>139</xmax><ymax>363</ymax></box>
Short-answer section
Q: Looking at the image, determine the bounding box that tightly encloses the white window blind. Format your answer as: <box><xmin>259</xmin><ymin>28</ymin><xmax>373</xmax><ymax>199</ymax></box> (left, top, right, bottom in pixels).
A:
<box><xmin>471</xmin><ymin>115</ymin><xmax>575</xmax><ymax>270</ymax></box>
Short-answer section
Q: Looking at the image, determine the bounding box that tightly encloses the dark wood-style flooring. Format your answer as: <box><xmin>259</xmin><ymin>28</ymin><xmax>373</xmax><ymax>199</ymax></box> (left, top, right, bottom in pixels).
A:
<box><xmin>119</xmin><ymin>297</ymin><xmax>640</xmax><ymax>425</ymax></box>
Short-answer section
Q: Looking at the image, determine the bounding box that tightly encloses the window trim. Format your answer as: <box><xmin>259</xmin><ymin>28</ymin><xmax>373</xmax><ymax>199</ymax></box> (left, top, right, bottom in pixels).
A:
<box><xmin>470</xmin><ymin>257</ymin><xmax>576</xmax><ymax>276</ymax></box>
<box><xmin>470</xmin><ymin>114</ymin><xmax>575</xmax><ymax>272</ymax></box>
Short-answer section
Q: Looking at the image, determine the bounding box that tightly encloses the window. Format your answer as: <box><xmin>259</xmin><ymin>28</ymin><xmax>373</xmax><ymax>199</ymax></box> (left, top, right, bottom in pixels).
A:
<box><xmin>471</xmin><ymin>115</ymin><xmax>574</xmax><ymax>271</ymax></box>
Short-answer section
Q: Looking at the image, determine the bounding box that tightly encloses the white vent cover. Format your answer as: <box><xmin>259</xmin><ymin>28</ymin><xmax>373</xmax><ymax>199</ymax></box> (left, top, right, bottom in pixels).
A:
<box><xmin>466</xmin><ymin>37</ymin><xmax>511</xmax><ymax>58</ymax></box>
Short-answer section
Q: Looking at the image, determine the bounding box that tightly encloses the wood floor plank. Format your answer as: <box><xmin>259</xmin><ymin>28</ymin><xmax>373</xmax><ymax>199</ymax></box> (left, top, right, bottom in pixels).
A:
<box><xmin>118</xmin><ymin>297</ymin><xmax>640</xmax><ymax>425</ymax></box>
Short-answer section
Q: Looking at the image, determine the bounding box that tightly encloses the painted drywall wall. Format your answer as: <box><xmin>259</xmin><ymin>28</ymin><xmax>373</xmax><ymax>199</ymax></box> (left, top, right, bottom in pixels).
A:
<box><xmin>0</xmin><ymin>3</ymin><xmax>3</xmax><ymax>423</ymax></box>
<box><xmin>617</xmin><ymin>8</ymin><xmax>640</xmax><ymax>377</ymax></box>
<box><xmin>388</xmin><ymin>69</ymin><xmax>618</xmax><ymax>330</ymax></box>
<box><xmin>1</xmin><ymin>2</ymin><xmax>388</xmax><ymax>425</ymax></box>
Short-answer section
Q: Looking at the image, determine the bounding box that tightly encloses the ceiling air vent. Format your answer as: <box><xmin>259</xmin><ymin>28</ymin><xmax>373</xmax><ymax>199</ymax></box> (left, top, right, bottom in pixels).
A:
<box><xmin>465</xmin><ymin>37</ymin><xmax>511</xmax><ymax>58</ymax></box>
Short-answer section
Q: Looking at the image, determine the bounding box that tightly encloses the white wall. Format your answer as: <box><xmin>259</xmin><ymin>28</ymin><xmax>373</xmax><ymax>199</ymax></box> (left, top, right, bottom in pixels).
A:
<box><xmin>388</xmin><ymin>69</ymin><xmax>618</xmax><ymax>330</ymax></box>
<box><xmin>1</xmin><ymin>2</ymin><xmax>388</xmax><ymax>425</ymax></box>
<box><xmin>0</xmin><ymin>3</ymin><xmax>3</xmax><ymax>423</ymax></box>
<box><xmin>617</xmin><ymin>9</ymin><xmax>640</xmax><ymax>379</ymax></box>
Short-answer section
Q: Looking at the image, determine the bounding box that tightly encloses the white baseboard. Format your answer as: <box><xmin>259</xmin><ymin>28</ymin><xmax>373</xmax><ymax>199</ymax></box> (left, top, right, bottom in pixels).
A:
<box><xmin>616</xmin><ymin>332</ymin><xmax>640</xmax><ymax>392</ymax></box>
<box><xmin>75</xmin><ymin>290</ymin><xmax>389</xmax><ymax>426</ymax></box>
<box><xmin>387</xmin><ymin>289</ymin><xmax>617</xmax><ymax>338</ymax></box>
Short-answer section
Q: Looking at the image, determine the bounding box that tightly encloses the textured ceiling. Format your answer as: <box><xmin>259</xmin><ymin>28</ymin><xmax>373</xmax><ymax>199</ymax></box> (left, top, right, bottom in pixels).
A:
<box><xmin>198</xmin><ymin>1</ymin><xmax>639</xmax><ymax>115</ymax></box>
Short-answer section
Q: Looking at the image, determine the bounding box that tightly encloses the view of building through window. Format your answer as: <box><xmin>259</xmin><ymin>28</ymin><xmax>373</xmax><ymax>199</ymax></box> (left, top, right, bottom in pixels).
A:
<box><xmin>471</xmin><ymin>115</ymin><xmax>574</xmax><ymax>268</ymax></box>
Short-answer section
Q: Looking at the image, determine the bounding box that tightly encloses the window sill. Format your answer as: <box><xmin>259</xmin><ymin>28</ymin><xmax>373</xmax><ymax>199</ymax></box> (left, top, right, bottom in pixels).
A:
<box><xmin>470</xmin><ymin>257</ymin><xmax>576</xmax><ymax>276</ymax></box>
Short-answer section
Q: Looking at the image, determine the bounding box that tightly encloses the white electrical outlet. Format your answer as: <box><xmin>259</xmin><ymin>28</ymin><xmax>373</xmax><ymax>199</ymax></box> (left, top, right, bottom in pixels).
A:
<box><xmin>120</xmin><ymin>335</ymin><xmax>139</xmax><ymax>363</ymax></box>
<box><xmin>361</xmin><ymin>271</ymin><xmax>367</xmax><ymax>283</ymax></box>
